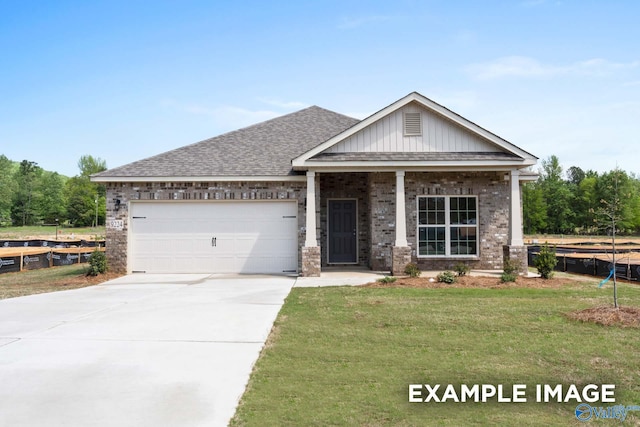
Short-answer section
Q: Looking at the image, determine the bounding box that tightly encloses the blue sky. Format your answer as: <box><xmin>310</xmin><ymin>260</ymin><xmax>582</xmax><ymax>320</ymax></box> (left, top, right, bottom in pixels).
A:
<box><xmin>1</xmin><ymin>0</ymin><xmax>638</xmax><ymax>177</ymax></box>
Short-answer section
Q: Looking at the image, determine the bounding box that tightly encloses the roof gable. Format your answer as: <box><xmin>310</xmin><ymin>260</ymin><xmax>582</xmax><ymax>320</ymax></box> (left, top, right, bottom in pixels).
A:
<box><xmin>292</xmin><ymin>92</ymin><xmax>537</xmax><ymax>167</ymax></box>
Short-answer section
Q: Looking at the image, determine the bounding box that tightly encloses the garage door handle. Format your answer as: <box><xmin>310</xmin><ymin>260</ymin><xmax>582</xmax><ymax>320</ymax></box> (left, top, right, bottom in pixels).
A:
<box><xmin>211</xmin><ymin>237</ymin><xmax>217</xmax><ymax>247</ymax></box>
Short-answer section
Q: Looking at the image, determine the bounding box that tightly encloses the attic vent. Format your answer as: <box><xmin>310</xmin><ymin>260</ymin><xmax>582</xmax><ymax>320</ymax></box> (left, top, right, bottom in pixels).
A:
<box><xmin>404</xmin><ymin>112</ymin><xmax>422</xmax><ymax>136</ymax></box>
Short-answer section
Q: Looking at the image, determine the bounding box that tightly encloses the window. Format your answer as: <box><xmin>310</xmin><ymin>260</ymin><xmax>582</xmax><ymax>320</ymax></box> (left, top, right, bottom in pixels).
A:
<box><xmin>417</xmin><ymin>196</ymin><xmax>478</xmax><ymax>257</ymax></box>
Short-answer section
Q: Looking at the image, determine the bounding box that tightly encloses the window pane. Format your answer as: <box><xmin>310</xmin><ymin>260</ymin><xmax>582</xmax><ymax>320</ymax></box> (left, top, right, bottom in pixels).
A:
<box><xmin>418</xmin><ymin>226</ymin><xmax>445</xmax><ymax>255</ymax></box>
<box><xmin>450</xmin><ymin>227</ymin><xmax>477</xmax><ymax>255</ymax></box>
<box><xmin>450</xmin><ymin>198</ymin><xmax>458</xmax><ymax>210</ymax></box>
<box><xmin>419</xmin><ymin>212</ymin><xmax>427</xmax><ymax>225</ymax></box>
<box><xmin>450</xmin><ymin>212</ymin><xmax>460</xmax><ymax>224</ymax></box>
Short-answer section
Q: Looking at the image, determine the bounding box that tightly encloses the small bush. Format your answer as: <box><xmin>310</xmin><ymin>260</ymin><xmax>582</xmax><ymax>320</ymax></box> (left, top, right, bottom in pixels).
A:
<box><xmin>454</xmin><ymin>262</ymin><xmax>470</xmax><ymax>277</ymax></box>
<box><xmin>377</xmin><ymin>276</ymin><xmax>397</xmax><ymax>284</ymax></box>
<box><xmin>503</xmin><ymin>258</ymin><xmax>520</xmax><ymax>275</ymax></box>
<box><xmin>404</xmin><ymin>263</ymin><xmax>421</xmax><ymax>278</ymax></box>
<box><xmin>437</xmin><ymin>271</ymin><xmax>457</xmax><ymax>284</ymax></box>
<box><xmin>534</xmin><ymin>242</ymin><xmax>557</xmax><ymax>279</ymax></box>
<box><xmin>501</xmin><ymin>258</ymin><xmax>521</xmax><ymax>283</ymax></box>
<box><xmin>87</xmin><ymin>249</ymin><xmax>108</xmax><ymax>276</ymax></box>
<box><xmin>501</xmin><ymin>272</ymin><xmax>518</xmax><ymax>283</ymax></box>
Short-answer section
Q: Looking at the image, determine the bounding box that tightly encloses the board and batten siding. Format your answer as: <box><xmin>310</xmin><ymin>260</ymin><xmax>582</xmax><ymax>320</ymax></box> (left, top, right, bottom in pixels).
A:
<box><xmin>326</xmin><ymin>104</ymin><xmax>497</xmax><ymax>153</ymax></box>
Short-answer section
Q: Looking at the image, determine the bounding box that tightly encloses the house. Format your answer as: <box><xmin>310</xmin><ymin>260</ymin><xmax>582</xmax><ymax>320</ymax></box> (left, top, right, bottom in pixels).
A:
<box><xmin>92</xmin><ymin>92</ymin><xmax>537</xmax><ymax>277</ymax></box>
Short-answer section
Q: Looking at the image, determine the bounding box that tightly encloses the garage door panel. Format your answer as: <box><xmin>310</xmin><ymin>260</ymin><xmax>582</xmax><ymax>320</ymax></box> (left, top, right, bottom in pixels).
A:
<box><xmin>130</xmin><ymin>202</ymin><xmax>297</xmax><ymax>274</ymax></box>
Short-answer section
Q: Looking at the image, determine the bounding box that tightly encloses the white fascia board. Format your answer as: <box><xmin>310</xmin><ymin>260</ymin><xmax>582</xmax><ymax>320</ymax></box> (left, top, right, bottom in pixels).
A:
<box><xmin>91</xmin><ymin>175</ymin><xmax>306</xmax><ymax>183</ymax></box>
<box><xmin>294</xmin><ymin>159</ymin><xmax>536</xmax><ymax>173</ymax></box>
<box><xmin>519</xmin><ymin>173</ymin><xmax>539</xmax><ymax>182</ymax></box>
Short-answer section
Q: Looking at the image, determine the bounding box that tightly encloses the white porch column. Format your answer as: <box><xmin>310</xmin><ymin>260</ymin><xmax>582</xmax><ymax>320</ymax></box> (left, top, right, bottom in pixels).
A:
<box><xmin>395</xmin><ymin>170</ymin><xmax>408</xmax><ymax>247</ymax></box>
<box><xmin>509</xmin><ymin>169</ymin><xmax>524</xmax><ymax>246</ymax></box>
<box><xmin>305</xmin><ymin>171</ymin><xmax>318</xmax><ymax>247</ymax></box>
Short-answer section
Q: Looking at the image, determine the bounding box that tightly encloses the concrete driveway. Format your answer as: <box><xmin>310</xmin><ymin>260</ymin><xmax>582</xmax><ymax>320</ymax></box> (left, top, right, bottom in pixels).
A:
<box><xmin>0</xmin><ymin>274</ymin><xmax>296</xmax><ymax>427</ymax></box>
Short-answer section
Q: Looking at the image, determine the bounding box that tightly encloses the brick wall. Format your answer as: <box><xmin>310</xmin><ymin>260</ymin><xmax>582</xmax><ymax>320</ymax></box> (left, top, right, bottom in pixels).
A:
<box><xmin>104</xmin><ymin>181</ymin><xmax>307</xmax><ymax>274</ymax></box>
<box><xmin>369</xmin><ymin>171</ymin><xmax>511</xmax><ymax>271</ymax></box>
<box><xmin>105</xmin><ymin>171</ymin><xmax>514</xmax><ymax>275</ymax></box>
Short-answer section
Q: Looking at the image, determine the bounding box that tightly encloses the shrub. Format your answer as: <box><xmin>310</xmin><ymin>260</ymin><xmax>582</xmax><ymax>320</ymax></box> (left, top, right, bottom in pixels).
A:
<box><xmin>377</xmin><ymin>276</ymin><xmax>397</xmax><ymax>284</ymax></box>
<box><xmin>87</xmin><ymin>249</ymin><xmax>108</xmax><ymax>276</ymax></box>
<box><xmin>500</xmin><ymin>272</ymin><xmax>518</xmax><ymax>283</ymax></box>
<box><xmin>501</xmin><ymin>258</ymin><xmax>520</xmax><ymax>283</ymax></box>
<box><xmin>454</xmin><ymin>262</ymin><xmax>470</xmax><ymax>277</ymax></box>
<box><xmin>404</xmin><ymin>263</ymin><xmax>421</xmax><ymax>278</ymax></box>
<box><xmin>437</xmin><ymin>271</ymin><xmax>457</xmax><ymax>284</ymax></box>
<box><xmin>534</xmin><ymin>242</ymin><xmax>557</xmax><ymax>279</ymax></box>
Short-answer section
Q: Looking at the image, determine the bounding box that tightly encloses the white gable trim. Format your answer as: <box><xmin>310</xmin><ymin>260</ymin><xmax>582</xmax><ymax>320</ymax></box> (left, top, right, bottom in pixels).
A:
<box><xmin>292</xmin><ymin>92</ymin><xmax>537</xmax><ymax>167</ymax></box>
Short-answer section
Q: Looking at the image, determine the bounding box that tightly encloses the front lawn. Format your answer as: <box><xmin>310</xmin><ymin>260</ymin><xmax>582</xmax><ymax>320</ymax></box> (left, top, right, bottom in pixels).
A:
<box><xmin>231</xmin><ymin>281</ymin><xmax>640</xmax><ymax>426</ymax></box>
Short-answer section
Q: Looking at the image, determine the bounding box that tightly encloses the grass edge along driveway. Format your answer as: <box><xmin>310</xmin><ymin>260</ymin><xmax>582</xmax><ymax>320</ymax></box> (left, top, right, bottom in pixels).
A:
<box><xmin>231</xmin><ymin>282</ymin><xmax>640</xmax><ymax>426</ymax></box>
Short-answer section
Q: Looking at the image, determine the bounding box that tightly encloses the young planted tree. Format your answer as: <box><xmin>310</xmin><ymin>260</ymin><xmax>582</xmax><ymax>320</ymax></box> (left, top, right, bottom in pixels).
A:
<box><xmin>593</xmin><ymin>168</ymin><xmax>633</xmax><ymax>309</ymax></box>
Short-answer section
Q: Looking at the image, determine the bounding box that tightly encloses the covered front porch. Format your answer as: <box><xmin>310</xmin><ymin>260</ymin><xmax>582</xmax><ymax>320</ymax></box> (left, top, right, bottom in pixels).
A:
<box><xmin>300</xmin><ymin>169</ymin><xmax>529</xmax><ymax>277</ymax></box>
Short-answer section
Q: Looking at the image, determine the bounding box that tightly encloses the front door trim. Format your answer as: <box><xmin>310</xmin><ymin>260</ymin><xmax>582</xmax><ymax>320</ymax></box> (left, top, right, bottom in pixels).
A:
<box><xmin>327</xmin><ymin>198</ymin><xmax>358</xmax><ymax>264</ymax></box>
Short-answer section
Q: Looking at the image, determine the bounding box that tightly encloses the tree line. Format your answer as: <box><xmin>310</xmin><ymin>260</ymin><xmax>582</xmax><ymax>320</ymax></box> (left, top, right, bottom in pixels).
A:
<box><xmin>523</xmin><ymin>155</ymin><xmax>640</xmax><ymax>235</ymax></box>
<box><xmin>0</xmin><ymin>155</ymin><xmax>107</xmax><ymax>227</ymax></box>
<box><xmin>2</xmin><ymin>152</ymin><xmax>639</xmax><ymax>235</ymax></box>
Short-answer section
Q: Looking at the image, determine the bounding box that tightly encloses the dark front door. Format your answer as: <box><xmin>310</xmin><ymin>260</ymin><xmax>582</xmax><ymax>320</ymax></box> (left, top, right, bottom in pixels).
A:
<box><xmin>328</xmin><ymin>199</ymin><xmax>357</xmax><ymax>263</ymax></box>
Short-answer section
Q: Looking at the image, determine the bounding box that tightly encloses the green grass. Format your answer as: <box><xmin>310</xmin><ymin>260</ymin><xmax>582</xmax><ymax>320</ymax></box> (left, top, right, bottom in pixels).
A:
<box><xmin>0</xmin><ymin>264</ymin><xmax>93</xmax><ymax>299</ymax></box>
<box><xmin>0</xmin><ymin>225</ymin><xmax>105</xmax><ymax>239</ymax></box>
<box><xmin>231</xmin><ymin>282</ymin><xmax>640</xmax><ymax>426</ymax></box>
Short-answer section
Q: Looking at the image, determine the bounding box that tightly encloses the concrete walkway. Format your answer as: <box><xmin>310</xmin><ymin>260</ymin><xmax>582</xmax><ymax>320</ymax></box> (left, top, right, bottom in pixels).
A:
<box><xmin>0</xmin><ymin>274</ymin><xmax>295</xmax><ymax>427</ymax></box>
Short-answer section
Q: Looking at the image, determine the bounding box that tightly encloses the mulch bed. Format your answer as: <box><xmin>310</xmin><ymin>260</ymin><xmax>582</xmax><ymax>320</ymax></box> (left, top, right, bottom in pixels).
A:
<box><xmin>567</xmin><ymin>306</ymin><xmax>640</xmax><ymax>328</ymax></box>
<box><xmin>363</xmin><ymin>275</ymin><xmax>573</xmax><ymax>289</ymax></box>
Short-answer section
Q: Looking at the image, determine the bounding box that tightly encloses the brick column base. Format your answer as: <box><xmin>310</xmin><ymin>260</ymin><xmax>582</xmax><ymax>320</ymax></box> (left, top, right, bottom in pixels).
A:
<box><xmin>391</xmin><ymin>246</ymin><xmax>412</xmax><ymax>276</ymax></box>
<box><xmin>302</xmin><ymin>246</ymin><xmax>321</xmax><ymax>277</ymax></box>
<box><xmin>503</xmin><ymin>245</ymin><xmax>529</xmax><ymax>275</ymax></box>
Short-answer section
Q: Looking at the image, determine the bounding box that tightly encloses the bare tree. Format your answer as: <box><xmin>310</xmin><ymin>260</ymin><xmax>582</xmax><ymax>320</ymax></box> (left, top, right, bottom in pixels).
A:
<box><xmin>593</xmin><ymin>168</ymin><xmax>629</xmax><ymax>309</ymax></box>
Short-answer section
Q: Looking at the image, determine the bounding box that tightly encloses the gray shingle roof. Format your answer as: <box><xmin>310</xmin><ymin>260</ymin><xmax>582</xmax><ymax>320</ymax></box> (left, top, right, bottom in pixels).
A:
<box><xmin>94</xmin><ymin>106</ymin><xmax>360</xmax><ymax>178</ymax></box>
<box><xmin>309</xmin><ymin>152</ymin><xmax>521</xmax><ymax>162</ymax></box>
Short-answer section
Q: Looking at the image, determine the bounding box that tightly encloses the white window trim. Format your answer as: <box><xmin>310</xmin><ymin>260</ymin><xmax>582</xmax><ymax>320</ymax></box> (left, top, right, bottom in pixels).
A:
<box><xmin>416</xmin><ymin>195</ymin><xmax>480</xmax><ymax>258</ymax></box>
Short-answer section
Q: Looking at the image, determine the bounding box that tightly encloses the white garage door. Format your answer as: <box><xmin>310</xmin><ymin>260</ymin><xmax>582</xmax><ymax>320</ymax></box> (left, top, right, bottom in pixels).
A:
<box><xmin>129</xmin><ymin>201</ymin><xmax>298</xmax><ymax>274</ymax></box>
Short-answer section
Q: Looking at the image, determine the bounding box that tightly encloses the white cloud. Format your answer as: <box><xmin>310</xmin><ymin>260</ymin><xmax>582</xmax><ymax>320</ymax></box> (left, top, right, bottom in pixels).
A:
<box><xmin>467</xmin><ymin>56</ymin><xmax>640</xmax><ymax>80</ymax></box>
